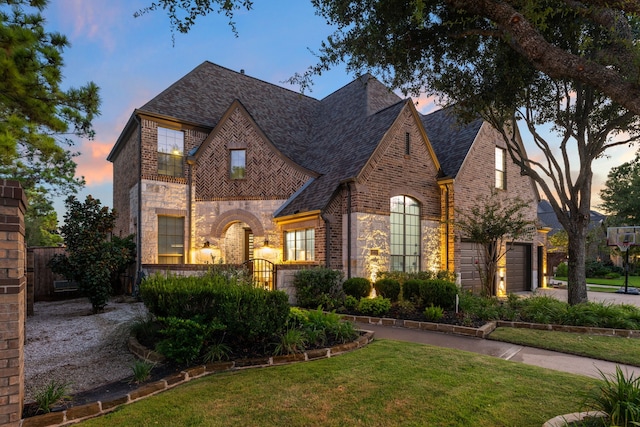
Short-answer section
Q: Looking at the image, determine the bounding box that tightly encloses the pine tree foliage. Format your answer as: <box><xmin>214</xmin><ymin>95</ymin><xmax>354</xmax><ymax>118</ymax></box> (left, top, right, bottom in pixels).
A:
<box><xmin>0</xmin><ymin>0</ymin><xmax>101</xmax><ymax>245</ymax></box>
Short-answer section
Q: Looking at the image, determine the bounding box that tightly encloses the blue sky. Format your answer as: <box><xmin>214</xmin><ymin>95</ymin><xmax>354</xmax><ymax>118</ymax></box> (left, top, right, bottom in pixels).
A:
<box><xmin>44</xmin><ymin>0</ymin><xmax>632</xmax><ymax>218</ymax></box>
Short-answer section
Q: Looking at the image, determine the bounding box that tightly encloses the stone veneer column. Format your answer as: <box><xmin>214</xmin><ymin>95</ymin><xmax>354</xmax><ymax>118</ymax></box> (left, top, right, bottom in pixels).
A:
<box><xmin>0</xmin><ymin>180</ymin><xmax>27</xmax><ymax>426</ymax></box>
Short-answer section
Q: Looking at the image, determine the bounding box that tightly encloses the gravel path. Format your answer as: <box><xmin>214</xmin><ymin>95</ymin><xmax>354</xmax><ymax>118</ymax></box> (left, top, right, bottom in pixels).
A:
<box><xmin>24</xmin><ymin>297</ymin><xmax>149</xmax><ymax>403</ymax></box>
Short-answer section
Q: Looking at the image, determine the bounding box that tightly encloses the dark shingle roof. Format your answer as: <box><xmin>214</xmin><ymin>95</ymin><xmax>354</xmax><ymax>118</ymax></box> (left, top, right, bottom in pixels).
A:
<box><xmin>120</xmin><ymin>61</ymin><xmax>486</xmax><ymax>218</ymax></box>
<box><xmin>538</xmin><ymin>199</ymin><xmax>606</xmax><ymax>235</ymax></box>
<box><xmin>419</xmin><ymin>106</ymin><xmax>483</xmax><ymax>178</ymax></box>
<box><xmin>140</xmin><ymin>61</ymin><xmax>319</xmax><ymax>166</ymax></box>
<box><xmin>277</xmin><ymin>101</ymin><xmax>408</xmax><ymax>217</ymax></box>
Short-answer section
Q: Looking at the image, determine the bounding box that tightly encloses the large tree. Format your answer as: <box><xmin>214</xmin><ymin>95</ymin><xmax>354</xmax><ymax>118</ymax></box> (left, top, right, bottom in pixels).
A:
<box><xmin>142</xmin><ymin>1</ymin><xmax>640</xmax><ymax>304</ymax></box>
<box><xmin>0</xmin><ymin>0</ymin><xmax>101</xmax><ymax>243</ymax></box>
<box><xmin>140</xmin><ymin>1</ymin><xmax>640</xmax><ymax>115</ymax></box>
<box><xmin>600</xmin><ymin>153</ymin><xmax>640</xmax><ymax>226</ymax></box>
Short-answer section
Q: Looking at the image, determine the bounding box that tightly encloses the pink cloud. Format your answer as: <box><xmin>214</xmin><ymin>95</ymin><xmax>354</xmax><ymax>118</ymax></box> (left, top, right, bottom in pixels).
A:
<box><xmin>413</xmin><ymin>94</ymin><xmax>440</xmax><ymax>114</ymax></box>
<box><xmin>75</xmin><ymin>140</ymin><xmax>113</xmax><ymax>185</ymax></box>
<box><xmin>55</xmin><ymin>0</ymin><xmax>121</xmax><ymax>51</ymax></box>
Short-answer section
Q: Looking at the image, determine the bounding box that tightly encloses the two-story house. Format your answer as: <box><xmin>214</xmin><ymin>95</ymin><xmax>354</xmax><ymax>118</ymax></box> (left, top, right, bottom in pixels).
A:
<box><xmin>107</xmin><ymin>61</ymin><xmax>545</xmax><ymax>298</ymax></box>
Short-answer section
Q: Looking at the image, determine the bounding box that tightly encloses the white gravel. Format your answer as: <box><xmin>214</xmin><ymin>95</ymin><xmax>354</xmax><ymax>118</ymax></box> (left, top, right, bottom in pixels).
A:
<box><xmin>24</xmin><ymin>297</ymin><xmax>149</xmax><ymax>403</ymax></box>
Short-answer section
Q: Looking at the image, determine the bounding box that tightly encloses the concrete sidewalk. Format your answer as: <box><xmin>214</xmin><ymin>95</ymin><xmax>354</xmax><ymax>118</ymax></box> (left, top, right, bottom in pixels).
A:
<box><xmin>355</xmin><ymin>321</ymin><xmax>640</xmax><ymax>380</ymax></box>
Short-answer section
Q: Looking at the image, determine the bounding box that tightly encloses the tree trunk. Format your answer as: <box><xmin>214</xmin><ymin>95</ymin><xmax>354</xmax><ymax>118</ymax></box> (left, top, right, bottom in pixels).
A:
<box><xmin>566</xmin><ymin>223</ymin><xmax>589</xmax><ymax>305</ymax></box>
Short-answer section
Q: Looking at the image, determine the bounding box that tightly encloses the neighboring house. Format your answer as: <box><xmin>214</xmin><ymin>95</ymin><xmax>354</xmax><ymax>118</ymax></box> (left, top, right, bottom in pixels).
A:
<box><xmin>537</xmin><ymin>200</ymin><xmax>608</xmax><ymax>272</ymax></box>
<box><xmin>107</xmin><ymin>61</ymin><xmax>545</xmax><ymax>298</ymax></box>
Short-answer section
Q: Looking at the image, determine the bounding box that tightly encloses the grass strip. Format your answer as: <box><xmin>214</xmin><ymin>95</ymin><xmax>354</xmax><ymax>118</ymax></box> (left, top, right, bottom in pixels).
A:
<box><xmin>78</xmin><ymin>340</ymin><xmax>597</xmax><ymax>427</ymax></box>
<box><xmin>489</xmin><ymin>327</ymin><xmax>640</xmax><ymax>367</ymax></box>
<box><xmin>555</xmin><ymin>276</ymin><xmax>640</xmax><ymax>287</ymax></box>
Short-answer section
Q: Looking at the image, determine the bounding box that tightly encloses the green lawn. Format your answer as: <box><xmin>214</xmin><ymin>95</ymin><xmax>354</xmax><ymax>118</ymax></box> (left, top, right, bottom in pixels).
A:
<box><xmin>556</xmin><ymin>275</ymin><xmax>640</xmax><ymax>288</ymax></box>
<box><xmin>489</xmin><ymin>328</ymin><xmax>640</xmax><ymax>366</ymax></box>
<box><xmin>78</xmin><ymin>340</ymin><xmax>598</xmax><ymax>427</ymax></box>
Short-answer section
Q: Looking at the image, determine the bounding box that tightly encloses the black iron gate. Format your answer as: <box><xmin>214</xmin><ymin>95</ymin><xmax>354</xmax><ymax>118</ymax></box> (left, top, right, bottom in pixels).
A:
<box><xmin>242</xmin><ymin>258</ymin><xmax>276</xmax><ymax>290</ymax></box>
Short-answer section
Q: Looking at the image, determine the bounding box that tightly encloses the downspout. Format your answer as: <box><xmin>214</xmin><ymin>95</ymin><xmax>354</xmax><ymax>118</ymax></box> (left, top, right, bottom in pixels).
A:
<box><xmin>135</xmin><ymin>114</ymin><xmax>143</xmax><ymax>293</ymax></box>
<box><xmin>345</xmin><ymin>179</ymin><xmax>356</xmax><ymax>279</ymax></box>
<box><xmin>321</xmin><ymin>213</ymin><xmax>330</xmax><ymax>268</ymax></box>
<box><xmin>445</xmin><ymin>184</ymin><xmax>450</xmax><ymax>269</ymax></box>
<box><xmin>186</xmin><ymin>157</ymin><xmax>195</xmax><ymax>264</ymax></box>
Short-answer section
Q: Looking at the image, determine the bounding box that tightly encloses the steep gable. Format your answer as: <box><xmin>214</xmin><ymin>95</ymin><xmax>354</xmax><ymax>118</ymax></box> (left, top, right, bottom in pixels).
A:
<box><xmin>276</xmin><ymin>100</ymin><xmax>408</xmax><ymax>217</ymax></box>
<box><xmin>139</xmin><ymin>61</ymin><xmax>320</xmax><ymax>168</ymax></box>
<box><xmin>193</xmin><ymin>101</ymin><xmax>315</xmax><ymax>201</ymax></box>
<box><xmin>420</xmin><ymin>107</ymin><xmax>483</xmax><ymax>178</ymax></box>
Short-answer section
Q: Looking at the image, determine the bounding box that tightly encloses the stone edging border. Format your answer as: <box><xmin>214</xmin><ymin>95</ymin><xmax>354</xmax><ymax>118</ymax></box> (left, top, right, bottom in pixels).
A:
<box><xmin>21</xmin><ymin>330</ymin><xmax>375</xmax><ymax>427</ymax></box>
<box><xmin>542</xmin><ymin>411</ymin><xmax>607</xmax><ymax>427</ymax></box>
<box><xmin>341</xmin><ymin>314</ymin><xmax>640</xmax><ymax>339</ymax></box>
<box><xmin>340</xmin><ymin>314</ymin><xmax>497</xmax><ymax>338</ymax></box>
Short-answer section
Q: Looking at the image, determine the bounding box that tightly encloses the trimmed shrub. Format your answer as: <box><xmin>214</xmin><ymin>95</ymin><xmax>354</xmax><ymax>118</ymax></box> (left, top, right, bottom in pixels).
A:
<box><xmin>155</xmin><ymin>316</ymin><xmax>223</xmax><ymax>364</ymax></box>
<box><xmin>357</xmin><ymin>296</ymin><xmax>392</xmax><ymax>317</ymax></box>
<box><xmin>140</xmin><ymin>272</ymin><xmax>290</xmax><ymax>353</ymax></box>
<box><xmin>344</xmin><ymin>295</ymin><xmax>359</xmax><ymax>311</ymax></box>
<box><xmin>377</xmin><ymin>270</ymin><xmax>456</xmax><ymax>283</ymax></box>
<box><xmin>418</xmin><ymin>279</ymin><xmax>458</xmax><ymax>310</ymax></box>
<box><xmin>374</xmin><ymin>278</ymin><xmax>401</xmax><ymax>302</ymax></box>
<box><xmin>402</xmin><ymin>279</ymin><xmax>422</xmax><ymax>302</ymax></box>
<box><xmin>293</xmin><ymin>268</ymin><xmax>345</xmax><ymax>310</ymax></box>
<box><xmin>343</xmin><ymin>277</ymin><xmax>371</xmax><ymax>298</ymax></box>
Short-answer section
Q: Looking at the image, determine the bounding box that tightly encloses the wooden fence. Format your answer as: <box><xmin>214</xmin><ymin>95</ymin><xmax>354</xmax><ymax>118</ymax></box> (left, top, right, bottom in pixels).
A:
<box><xmin>26</xmin><ymin>247</ymin><xmax>69</xmax><ymax>308</ymax></box>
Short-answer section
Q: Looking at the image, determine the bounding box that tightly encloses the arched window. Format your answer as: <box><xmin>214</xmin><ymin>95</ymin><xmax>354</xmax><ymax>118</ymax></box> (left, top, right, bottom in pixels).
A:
<box><xmin>390</xmin><ymin>195</ymin><xmax>420</xmax><ymax>272</ymax></box>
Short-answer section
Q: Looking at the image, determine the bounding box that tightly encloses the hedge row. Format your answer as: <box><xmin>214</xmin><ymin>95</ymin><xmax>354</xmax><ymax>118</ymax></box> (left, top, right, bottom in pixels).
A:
<box><xmin>140</xmin><ymin>272</ymin><xmax>290</xmax><ymax>351</ymax></box>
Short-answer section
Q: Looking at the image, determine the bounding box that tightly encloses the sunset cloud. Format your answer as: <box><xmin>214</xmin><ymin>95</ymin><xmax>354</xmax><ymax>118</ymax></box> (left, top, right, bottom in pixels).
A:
<box><xmin>55</xmin><ymin>0</ymin><xmax>122</xmax><ymax>51</ymax></box>
<box><xmin>75</xmin><ymin>140</ymin><xmax>113</xmax><ymax>185</ymax></box>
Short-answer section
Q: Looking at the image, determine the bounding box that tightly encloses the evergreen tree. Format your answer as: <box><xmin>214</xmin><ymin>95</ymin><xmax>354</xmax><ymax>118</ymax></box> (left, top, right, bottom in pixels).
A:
<box><xmin>0</xmin><ymin>0</ymin><xmax>101</xmax><ymax>244</ymax></box>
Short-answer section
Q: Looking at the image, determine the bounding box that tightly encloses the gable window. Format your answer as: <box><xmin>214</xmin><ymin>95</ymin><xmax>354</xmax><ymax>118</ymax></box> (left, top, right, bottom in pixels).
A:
<box><xmin>495</xmin><ymin>147</ymin><xmax>506</xmax><ymax>190</ymax></box>
<box><xmin>158</xmin><ymin>216</ymin><xmax>184</xmax><ymax>264</ymax></box>
<box><xmin>158</xmin><ymin>127</ymin><xmax>184</xmax><ymax>177</ymax></box>
<box><xmin>230</xmin><ymin>149</ymin><xmax>246</xmax><ymax>179</ymax></box>
<box><xmin>390</xmin><ymin>195</ymin><xmax>420</xmax><ymax>272</ymax></box>
<box><xmin>285</xmin><ymin>228</ymin><xmax>315</xmax><ymax>261</ymax></box>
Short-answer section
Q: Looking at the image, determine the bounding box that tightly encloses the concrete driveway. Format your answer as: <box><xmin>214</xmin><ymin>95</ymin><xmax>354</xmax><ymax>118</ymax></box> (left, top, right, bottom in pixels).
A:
<box><xmin>534</xmin><ymin>287</ymin><xmax>640</xmax><ymax>307</ymax></box>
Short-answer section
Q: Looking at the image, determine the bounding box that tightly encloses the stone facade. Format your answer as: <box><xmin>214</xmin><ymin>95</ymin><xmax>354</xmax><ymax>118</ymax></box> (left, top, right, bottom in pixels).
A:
<box><xmin>0</xmin><ymin>180</ymin><xmax>27</xmax><ymax>426</ymax></box>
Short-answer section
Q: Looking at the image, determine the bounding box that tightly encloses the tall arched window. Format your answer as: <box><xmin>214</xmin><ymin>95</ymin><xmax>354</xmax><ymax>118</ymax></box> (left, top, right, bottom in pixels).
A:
<box><xmin>390</xmin><ymin>195</ymin><xmax>420</xmax><ymax>272</ymax></box>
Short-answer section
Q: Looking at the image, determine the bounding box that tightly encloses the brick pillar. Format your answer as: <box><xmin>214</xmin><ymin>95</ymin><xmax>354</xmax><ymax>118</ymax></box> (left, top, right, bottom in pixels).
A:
<box><xmin>0</xmin><ymin>180</ymin><xmax>27</xmax><ymax>426</ymax></box>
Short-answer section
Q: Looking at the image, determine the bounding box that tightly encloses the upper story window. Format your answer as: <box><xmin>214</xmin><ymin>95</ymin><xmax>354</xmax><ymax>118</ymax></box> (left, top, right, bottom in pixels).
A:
<box><xmin>390</xmin><ymin>195</ymin><xmax>420</xmax><ymax>272</ymax></box>
<box><xmin>495</xmin><ymin>146</ymin><xmax>506</xmax><ymax>190</ymax></box>
<box><xmin>230</xmin><ymin>149</ymin><xmax>246</xmax><ymax>179</ymax></box>
<box><xmin>285</xmin><ymin>228</ymin><xmax>315</xmax><ymax>261</ymax></box>
<box><xmin>158</xmin><ymin>127</ymin><xmax>184</xmax><ymax>177</ymax></box>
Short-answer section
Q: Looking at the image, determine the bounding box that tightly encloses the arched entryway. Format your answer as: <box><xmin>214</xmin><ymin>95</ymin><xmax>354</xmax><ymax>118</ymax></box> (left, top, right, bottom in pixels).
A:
<box><xmin>223</xmin><ymin>221</ymin><xmax>254</xmax><ymax>264</ymax></box>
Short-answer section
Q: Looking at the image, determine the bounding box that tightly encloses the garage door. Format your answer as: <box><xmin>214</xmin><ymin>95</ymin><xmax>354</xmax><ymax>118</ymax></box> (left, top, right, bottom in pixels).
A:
<box><xmin>506</xmin><ymin>243</ymin><xmax>532</xmax><ymax>293</ymax></box>
<box><xmin>459</xmin><ymin>241</ymin><xmax>484</xmax><ymax>293</ymax></box>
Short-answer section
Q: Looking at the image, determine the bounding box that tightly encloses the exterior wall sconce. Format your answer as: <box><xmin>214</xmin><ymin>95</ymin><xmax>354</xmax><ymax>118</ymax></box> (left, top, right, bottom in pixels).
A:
<box><xmin>263</xmin><ymin>238</ymin><xmax>270</xmax><ymax>247</ymax></box>
<box><xmin>203</xmin><ymin>241</ymin><xmax>210</xmax><ymax>249</ymax></box>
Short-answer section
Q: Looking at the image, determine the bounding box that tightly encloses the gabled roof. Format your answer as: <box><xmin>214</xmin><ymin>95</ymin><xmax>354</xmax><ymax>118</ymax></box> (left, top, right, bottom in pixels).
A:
<box><xmin>111</xmin><ymin>61</ymin><xmax>488</xmax><ymax>219</ymax></box>
<box><xmin>276</xmin><ymin>100</ymin><xmax>408</xmax><ymax>217</ymax></box>
<box><xmin>419</xmin><ymin>106</ymin><xmax>483</xmax><ymax>178</ymax></box>
<box><xmin>538</xmin><ymin>200</ymin><xmax>606</xmax><ymax>235</ymax></box>
<box><xmin>139</xmin><ymin>61</ymin><xmax>319</xmax><ymax>166</ymax></box>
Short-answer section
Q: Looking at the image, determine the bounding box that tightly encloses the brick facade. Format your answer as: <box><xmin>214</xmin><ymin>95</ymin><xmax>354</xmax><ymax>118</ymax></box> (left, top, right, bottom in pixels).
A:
<box><xmin>452</xmin><ymin>123</ymin><xmax>540</xmax><ymax>292</ymax></box>
<box><xmin>194</xmin><ymin>107</ymin><xmax>312</xmax><ymax>201</ymax></box>
<box><xmin>0</xmin><ymin>180</ymin><xmax>27</xmax><ymax>426</ymax></box>
<box><xmin>108</xmin><ymin>64</ymin><xmax>542</xmax><ymax>295</ymax></box>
